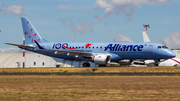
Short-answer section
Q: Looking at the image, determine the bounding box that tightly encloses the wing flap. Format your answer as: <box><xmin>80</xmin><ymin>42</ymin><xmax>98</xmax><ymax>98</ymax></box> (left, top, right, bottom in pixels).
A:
<box><xmin>44</xmin><ymin>49</ymin><xmax>94</xmax><ymax>58</ymax></box>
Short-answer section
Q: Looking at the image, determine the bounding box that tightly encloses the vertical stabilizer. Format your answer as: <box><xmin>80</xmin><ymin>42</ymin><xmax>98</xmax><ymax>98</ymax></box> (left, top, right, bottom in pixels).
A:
<box><xmin>21</xmin><ymin>17</ymin><xmax>45</xmax><ymax>45</ymax></box>
<box><xmin>142</xmin><ymin>32</ymin><xmax>151</xmax><ymax>42</ymax></box>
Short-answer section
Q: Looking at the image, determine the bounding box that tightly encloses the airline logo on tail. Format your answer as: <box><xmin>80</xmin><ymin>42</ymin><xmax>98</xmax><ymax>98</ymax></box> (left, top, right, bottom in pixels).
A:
<box><xmin>21</xmin><ymin>17</ymin><xmax>42</xmax><ymax>44</ymax></box>
<box><xmin>24</xmin><ymin>21</ymin><xmax>40</xmax><ymax>42</ymax></box>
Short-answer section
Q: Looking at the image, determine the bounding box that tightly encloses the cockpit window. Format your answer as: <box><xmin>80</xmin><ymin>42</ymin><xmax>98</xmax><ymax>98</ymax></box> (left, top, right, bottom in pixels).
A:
<box><xmin>158</xmin><ymin>46</ymin><xmax>168</xmax><ymax>49</ymax></box>
<box><xmin>158</xmin><ymin>46</ymin><xmax>161</xmax><ymax>49</ymax></box>
<box><xmin>162</xmin><ymin>46</ymin><xmax>168</xmax><ymax>49</ymax></box>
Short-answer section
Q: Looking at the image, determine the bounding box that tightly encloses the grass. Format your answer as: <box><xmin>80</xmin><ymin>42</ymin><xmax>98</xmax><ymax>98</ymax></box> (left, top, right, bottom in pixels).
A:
<box><xmin>1</xmin><ymin>67</ymin><xmax>180</xmax><ymax>73</ymax></box>
<box><xmin>0</xmin><ymin>76</ymin><xmax>180</xmax><ymax>100</ymax></box>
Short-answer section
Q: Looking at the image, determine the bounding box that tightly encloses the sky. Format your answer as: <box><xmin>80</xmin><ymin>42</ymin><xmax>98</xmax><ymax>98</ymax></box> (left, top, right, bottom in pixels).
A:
<box><xmin>0</xmin><ymin>0</ymin><xmax>180</xmax><ymax>52</ymax></box>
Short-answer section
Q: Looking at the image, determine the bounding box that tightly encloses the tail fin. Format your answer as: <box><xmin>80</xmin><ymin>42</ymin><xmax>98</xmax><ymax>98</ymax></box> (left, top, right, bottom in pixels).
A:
<box><xmin>142</xmin><ymin>32</ymin><xmax>151</xmax><ymax>42</ymax></box>
<box><xmin>21</xmin><ymin>17</ymin><xmax>48</xmax><ymax>45</ymax></box>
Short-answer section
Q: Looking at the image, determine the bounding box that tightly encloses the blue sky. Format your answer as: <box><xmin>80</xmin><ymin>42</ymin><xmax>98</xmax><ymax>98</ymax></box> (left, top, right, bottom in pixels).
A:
<box><xmin>0</xmin><ymin>0</ymin><xmax>180</xmax><ymax>52</ymax></box>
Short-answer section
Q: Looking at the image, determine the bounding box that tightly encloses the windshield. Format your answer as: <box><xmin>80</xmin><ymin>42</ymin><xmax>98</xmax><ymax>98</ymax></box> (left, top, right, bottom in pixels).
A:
<box><xmin>157</xmin><ymin>46</ymin><xmax>168</xmax><ymax>49</ymax></box>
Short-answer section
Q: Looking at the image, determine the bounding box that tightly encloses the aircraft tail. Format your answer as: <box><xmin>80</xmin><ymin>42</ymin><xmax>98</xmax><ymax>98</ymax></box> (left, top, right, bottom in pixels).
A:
<box><xmin>21</xmin><ymin>17</ymin><xmax>49</xmax><ymax>45</ymax></box>
<box><xmin>142</xmin><ymin>32</ymin><xmax>151</xmax><ymax>42</ymax></box>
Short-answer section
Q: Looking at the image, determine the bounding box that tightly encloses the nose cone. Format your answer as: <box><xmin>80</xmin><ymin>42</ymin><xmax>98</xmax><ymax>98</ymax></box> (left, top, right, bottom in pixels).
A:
<box><xmin>168</xmin><ymin>51</ymin><xmax>176</xmax><ymax>58</ymax></box>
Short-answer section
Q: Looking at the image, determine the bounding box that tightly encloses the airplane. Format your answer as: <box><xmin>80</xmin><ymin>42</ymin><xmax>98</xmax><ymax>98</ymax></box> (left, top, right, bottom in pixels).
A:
<box><xmin>134</xmin><ymin>31</ymin><xmax>180</xmax><ymax>66</ymax></box>
<box><xmin>4</xmin><ymin>17</ymin><xmax>176</xmax><ymax>67</ymax></box>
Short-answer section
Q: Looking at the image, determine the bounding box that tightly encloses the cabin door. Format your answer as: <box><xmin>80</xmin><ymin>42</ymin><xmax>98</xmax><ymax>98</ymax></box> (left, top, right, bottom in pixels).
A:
<box><xmin>148</xmin><ymin>45</ymin><xmax>153</xmax><ymax>54</ymax></box>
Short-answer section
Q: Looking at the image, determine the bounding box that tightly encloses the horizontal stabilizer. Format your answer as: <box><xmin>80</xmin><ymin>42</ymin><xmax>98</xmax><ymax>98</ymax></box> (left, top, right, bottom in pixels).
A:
<box><xmin>4</xmin><ymin>43</ymin><xmax>36</xmax><ymax>49</ymax></box>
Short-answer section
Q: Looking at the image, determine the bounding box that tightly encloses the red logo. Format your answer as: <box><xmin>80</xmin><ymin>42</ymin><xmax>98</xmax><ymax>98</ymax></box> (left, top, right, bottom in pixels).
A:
<box><xmin>24</xmin><ymin>31</ymin><xmax>28</xmax><ymax>35</ymax></box>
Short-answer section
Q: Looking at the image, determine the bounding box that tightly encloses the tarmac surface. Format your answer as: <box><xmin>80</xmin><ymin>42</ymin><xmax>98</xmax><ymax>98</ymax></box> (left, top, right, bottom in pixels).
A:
<box><xmin>0</xmin><ymin>72</ymin><xmax>180</xmax><ymax>76</ymax></box>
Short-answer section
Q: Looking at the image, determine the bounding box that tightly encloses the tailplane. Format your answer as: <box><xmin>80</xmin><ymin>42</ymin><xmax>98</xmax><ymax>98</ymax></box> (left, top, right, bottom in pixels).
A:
<box><xmin>21</xmin><ymin>17</ymin><xmax>48</xmax><ymax>45</ymax></box>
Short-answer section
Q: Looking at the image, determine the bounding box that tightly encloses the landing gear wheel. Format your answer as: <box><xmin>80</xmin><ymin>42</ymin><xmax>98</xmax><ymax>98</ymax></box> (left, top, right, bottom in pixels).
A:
<box><xmin>154</xmin><ymin>64</ymin><xmax>159</xmax><ymax>66</ymax></box>
<box><xmin>83</xmin><ymin>63</ymin><xmax>90</xmax><ymax>67</ymax></box>
<box><xmin>83</xmin><ymin>63</ymin><xmax>86</xmax><ymax>67</ymax></box>
<box><xmin>87</xmin><ymin>63</ymin><xmax>90</xmax><ymax>67</ymax></box>
<box><xmin>154</xmin><ymin>59</ymin><xmax>160</xmax><ymax>66</ymax></box>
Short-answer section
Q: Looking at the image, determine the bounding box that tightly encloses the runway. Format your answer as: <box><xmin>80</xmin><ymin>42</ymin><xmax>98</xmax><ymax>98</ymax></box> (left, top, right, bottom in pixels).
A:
<box><xmin>0</xmin><ymin>72</ymin><xmax>180</xmax><ymax>76</ymax></box>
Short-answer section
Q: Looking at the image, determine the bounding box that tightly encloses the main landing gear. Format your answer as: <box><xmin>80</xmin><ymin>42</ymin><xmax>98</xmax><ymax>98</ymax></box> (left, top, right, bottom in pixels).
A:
<box><xmin>154</xmin><ymin>59</ymin><xmax>160</xmax><ymax>66</ymax></box>
<box><xmin>83</xmin><ymin>63</ymin><xmax>90</xmax><ymax>67</ymax></box>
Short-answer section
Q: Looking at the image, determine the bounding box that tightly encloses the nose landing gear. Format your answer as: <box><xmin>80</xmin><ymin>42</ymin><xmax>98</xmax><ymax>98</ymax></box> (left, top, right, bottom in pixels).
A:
<box><xmin>154</xmin><ymin>59</ymin><xmax>160</xmax><ymax>66</ymax></box>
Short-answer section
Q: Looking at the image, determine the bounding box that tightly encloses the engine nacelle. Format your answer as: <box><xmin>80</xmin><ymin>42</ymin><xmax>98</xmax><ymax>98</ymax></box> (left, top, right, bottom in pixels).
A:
<box><xmin>93</xmin><ymin>55</ymin><xmax>111</xmax><ymax>64</ymax></box>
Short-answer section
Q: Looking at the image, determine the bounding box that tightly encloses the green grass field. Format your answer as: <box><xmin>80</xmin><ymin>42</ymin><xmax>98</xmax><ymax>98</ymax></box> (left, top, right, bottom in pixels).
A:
<box><xmin>0</xmin><ymin>76</ymin><xmax>180</xmax><ymax>101</ymax></box>
<box><xmin>1</xmin><ymin>67</ymin><xmax>180</xmax><ymax>73</ymax></box>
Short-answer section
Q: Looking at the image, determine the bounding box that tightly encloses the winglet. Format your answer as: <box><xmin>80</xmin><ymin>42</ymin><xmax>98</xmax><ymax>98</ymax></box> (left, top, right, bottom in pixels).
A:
<box><xmin>34</xmin><ymin>40</ymin><xmax>44</xmax><ymax>49</ymax></box>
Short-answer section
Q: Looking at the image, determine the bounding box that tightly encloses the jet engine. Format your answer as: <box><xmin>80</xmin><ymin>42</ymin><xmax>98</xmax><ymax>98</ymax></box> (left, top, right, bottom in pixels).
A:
<box><xmin>93</xmin><ymin>55</ymin><xmax>111</xmax><ymax>64</ymax></box>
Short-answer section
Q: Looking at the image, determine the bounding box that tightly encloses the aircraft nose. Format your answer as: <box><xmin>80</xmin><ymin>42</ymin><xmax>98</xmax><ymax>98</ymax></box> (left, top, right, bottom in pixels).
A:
<box><xmin>168</xmin><ymin>51</ymin><xmax>176</xmax><ymax>58</ymax></box>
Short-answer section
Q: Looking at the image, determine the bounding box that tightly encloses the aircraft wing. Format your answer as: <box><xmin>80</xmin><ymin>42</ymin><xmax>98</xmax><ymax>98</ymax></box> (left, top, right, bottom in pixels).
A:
<box><xmin>33</xmin><ymin>40</ymin><xmax>111</xmax><ymax>58</ymax></box>
<box><xmin>4</xmin><ymin>43</ymin><xmax>36</xmax><ymax>49</ymax></box>
<box><xmin>43</xmin><ymin>48</ymin><xmax>99</xmax><ymax>58</ymax></box>
<box><xmin>4</xmin><ymin>42</ymin><xmax>110</xmax><ymax>59</ymax></box>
